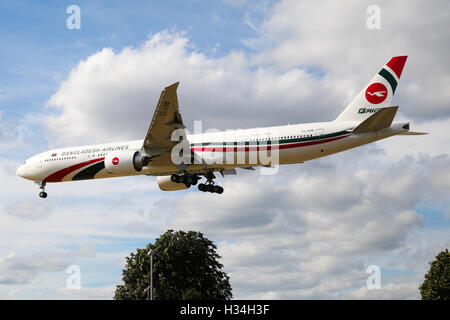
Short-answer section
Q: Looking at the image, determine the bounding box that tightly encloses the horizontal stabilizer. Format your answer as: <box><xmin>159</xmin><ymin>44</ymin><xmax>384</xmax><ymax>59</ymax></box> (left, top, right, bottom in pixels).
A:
<box><xmin>239</xmin><ymin>166</ymin><xmax>256</xmax><ymax>171</ymax></box>
<box><xmin>352</xmin><ymin>106</ymin><xmax>398</xmax><ymax>133</ymax></box>
<box><xmin>220</xmin><ymin>169</ymin><xmax>237</xmax><ymax>176</ymax></box>
<box><xmin>398</xmin><ymin>131</ymin><xmax>428</xmax><ymax>135</ymax></box>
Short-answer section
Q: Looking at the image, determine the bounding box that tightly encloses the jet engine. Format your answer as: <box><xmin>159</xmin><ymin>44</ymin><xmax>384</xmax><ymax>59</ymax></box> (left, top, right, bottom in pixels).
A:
<box><xmin>104</xmin><ymin>150</ymin><xmax>151</xmax><ymax>175</ymax></box>
<box><xmin>157</xmin><ymin>176</ymin><xmax>189</xmax><ymax>191</ymax></box>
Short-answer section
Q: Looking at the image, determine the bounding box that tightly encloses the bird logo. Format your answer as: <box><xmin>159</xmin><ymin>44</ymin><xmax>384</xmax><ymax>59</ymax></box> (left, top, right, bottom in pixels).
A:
<box><xmin>365</xmin><ymin>83</ymin><xmax>388</xmax><ymax>104</ymax></box>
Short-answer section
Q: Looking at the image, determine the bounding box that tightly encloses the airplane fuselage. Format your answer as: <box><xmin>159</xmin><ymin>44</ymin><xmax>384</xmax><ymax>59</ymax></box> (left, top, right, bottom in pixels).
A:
<box><xmin>16</xmin><ymin>120</ymin><xmax>408</xmax><ymax>183</ymax></box>
<box><xmin>17</xmin><ymin>56</ymin><xmax>422</xmax><ymax>196</ymax></box>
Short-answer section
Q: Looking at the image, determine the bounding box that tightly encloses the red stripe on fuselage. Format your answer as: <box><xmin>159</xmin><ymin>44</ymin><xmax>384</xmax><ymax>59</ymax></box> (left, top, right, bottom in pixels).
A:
<box><xmin>44</xmin><ymin>158</ymin><xmax>105</xmax><ymax>182</ymax></box>
<box><xmin>190</xmin><ymin>134</ymin><xmax>351</xmax><ymax>152</ymax></box>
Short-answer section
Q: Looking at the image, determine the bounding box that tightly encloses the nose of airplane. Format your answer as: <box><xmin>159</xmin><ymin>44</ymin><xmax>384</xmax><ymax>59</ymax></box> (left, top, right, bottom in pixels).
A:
<box><xmin>16</xmin><ymin>164</ymin><xmax>27</xmax><ymax>178</ymax></box>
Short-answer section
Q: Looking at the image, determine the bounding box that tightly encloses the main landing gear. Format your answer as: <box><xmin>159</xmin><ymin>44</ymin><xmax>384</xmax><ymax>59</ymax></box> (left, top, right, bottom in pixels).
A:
<box><xmin>198</xmin><ymin>183</ymin><xmax>223</xmax><ymax>194</ymax></box>
<box><xmin>170</xmin><ymin>173</ymin><xmax>200</xmax><ymax>188</ymax></box>
<box><xmin>170</xmin><ymin>172</ymin><xmax>224</xmax><ymax>194</ymax></box>
<box><xmin>198</xmin><ymin>171</ymin><xmax>223</xmax><ymax>194</ymax></box>
<box><xmin>37</xmin><ymin>181</ymin><xmax>47</xmax><ymax>198</ymax></box>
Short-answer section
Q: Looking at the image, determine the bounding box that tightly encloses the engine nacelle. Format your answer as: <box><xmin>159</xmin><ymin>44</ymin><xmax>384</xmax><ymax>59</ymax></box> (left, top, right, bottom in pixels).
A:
<box><xmin>105</xmin><ymin>150</ymin><xmax>146</xmax><ymax>175</ymax></box>
<box><xmin>157</xmin><ymin>176</ymin><xmax>189</xmax><ymax>191</ymax></box>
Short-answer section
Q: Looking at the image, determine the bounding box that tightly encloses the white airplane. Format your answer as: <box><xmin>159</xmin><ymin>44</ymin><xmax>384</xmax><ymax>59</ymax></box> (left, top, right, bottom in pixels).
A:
<box><xmin>17</xmin><ymin>56</ymin><xmax>425</xmax><ymax>198</ymax></box>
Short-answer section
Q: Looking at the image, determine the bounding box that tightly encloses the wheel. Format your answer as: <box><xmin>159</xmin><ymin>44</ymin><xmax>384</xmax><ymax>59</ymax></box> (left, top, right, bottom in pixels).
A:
<box><xmin>192</xmin><ymin>175</ymin><xmax>200</xmax><ymax>186</ymax></box>
<box><xmin>198</xmin><ymin>183</ymin><xmax>206</xmax><ymax>192</ymax></box>
<box><xmin>205</xmin><ymin>184</ymin><xmax>213</xmax><ymax>193</ymax></box>
<box><xmin>216</xmin><ymin>186</ymin><xmax>224</xmax><ymax>194</ymax></box>
<box><xmin>213</xmin><ymin>185</ymin><xmax>220</xmax><ymax>193</ymax></box>
<box><xmin>171</xmin><ymin>174</ymin><xmax>178</xmax><ymax>182</ymax></box>
<box><xmin>186</xmin><ymin>175</ymin><xmax>194</xmax><ymax>184</ymax></box>
<box><xmin>39</xmin><ymin>191</ymin><xmax>47</xmax><ymax>198</ymax></box>
<box><xmin>177</xmin><ymin>175</ymin><xmax>185</xmax><ymax>183</ymax></box>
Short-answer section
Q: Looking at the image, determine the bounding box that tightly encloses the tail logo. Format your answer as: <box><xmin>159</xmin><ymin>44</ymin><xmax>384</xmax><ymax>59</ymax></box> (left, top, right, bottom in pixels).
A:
<box><xmin>365</xmin><ymin>83</ymin><xmax>388</xmax><ymax>104</ymax></box>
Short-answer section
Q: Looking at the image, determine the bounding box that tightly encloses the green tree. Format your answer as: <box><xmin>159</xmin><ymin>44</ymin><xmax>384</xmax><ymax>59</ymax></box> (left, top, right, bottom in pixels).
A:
<box><xmin>114</xmin><ymin>230</ymin><xmax>232</xmax><ymax>300</ymax></box>
<box><xmin>419</xmin><ymin>248</ymin><xmax>450</xmax><ymax>300</ymax></box>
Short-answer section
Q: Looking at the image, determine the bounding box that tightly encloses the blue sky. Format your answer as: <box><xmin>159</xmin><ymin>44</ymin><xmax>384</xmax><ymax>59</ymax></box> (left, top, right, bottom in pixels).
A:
<box><xmin>0</xmin><ymin>0</ymin><xmax>449</xmax><ymax>299</ymax></box>
<box><xmin>0</xmin><ymin>0</ymin><xmax>266</xmax><ymax>112</ymax></box>
<box><xmin>0</xmin><ymin>0</ymin><xmax>270</xmax><ymax>155</ymax></box>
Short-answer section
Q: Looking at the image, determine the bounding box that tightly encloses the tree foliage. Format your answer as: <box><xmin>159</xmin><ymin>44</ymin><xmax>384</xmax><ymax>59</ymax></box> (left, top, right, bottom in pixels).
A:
<box><xmin>114</xmin><ymin>230</ymin><xmax>232</xmax><ymax>300</ymax></box>
<box><xmin>419</xmin><ymin>248</ymin><xmax>450</xmax><ymax>300</ymax></box>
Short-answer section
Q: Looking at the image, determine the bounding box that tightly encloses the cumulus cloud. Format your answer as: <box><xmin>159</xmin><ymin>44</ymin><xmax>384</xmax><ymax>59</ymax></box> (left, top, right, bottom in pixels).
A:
<box><xmin>253</xmin><ymin>0</ymin><xmax>450</xmax><ymax>120</ymax></box>
<box><xmin>0</xmin><ymin>252</ymin><xmax>68</xmax><ymax>285</ymax></box>
<box><xmin>44</xmin><ymin>30</ymin><xmax>338</xmax><ymax>146</ymax></box>
<box><xmin>0</xmin><ymin>111</ymin><xmax>22</xmax><ymax>151</ymax></box>
<box><xmin>72</xmin><ymin>245</ymin><xmax>96</xmax><ymax>258</ymax></box>
<box><xmin>44</xmin><ymin>1</ymin><xmax>450</xmax><ymax>149</ymax></box>
<box><xmin>57</xmin><ymin>285</ymin><xmax>115</xmax><ymax>300</ymax></box>
<box><xmin>127</xmin><ymin>154</ymin><xmax>450</xmax><ymax>298</ymax></box>
<box><xmin>6</xmin><ymin>0</ymin><xmax>449</xmax><ymax>299</ymax></box>
<box><xmin>5</xmin><ymin>200</ymin><xmax>53</xmax><ymax>220</ymax></box>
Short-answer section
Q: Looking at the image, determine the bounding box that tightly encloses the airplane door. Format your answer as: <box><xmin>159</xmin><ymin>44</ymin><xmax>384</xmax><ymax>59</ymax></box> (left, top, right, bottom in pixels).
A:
<box><xmin>315</xmin><ymin>129</ymin><xmax>324</xmax><ymax>137</ymax></box>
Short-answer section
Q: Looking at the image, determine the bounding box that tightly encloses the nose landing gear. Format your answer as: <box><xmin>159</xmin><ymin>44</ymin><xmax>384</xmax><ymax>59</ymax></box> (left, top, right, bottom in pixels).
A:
<box><xmin>36</xmin><ymin>182</ymin><xmax>47</xmax><ymax>198</ymax></box>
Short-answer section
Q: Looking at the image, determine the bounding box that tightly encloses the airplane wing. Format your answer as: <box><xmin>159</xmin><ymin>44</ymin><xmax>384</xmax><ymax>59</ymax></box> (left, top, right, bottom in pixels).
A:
<box><xmin>142</xmin><ymin>82</ymin><xmax>188</xmax><ymax>157</ymax></box>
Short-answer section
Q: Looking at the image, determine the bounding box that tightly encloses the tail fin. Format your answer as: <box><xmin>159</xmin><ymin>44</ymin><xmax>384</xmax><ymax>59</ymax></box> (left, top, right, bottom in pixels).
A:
<box><xmin>335</xmin><ymin>56</ymin><xmax>407</xmax><ymax>123</ymax></box>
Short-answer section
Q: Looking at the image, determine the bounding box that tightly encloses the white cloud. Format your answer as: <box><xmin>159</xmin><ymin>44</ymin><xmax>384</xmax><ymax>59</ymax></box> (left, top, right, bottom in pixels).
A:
<box><xmin>57</xmin><ymin>285</ymin><xmax>116</xmax><ymax>300</ymax></box>
<box><xmin>0</xmin><ymin>111</ymin><xmax>22</xmax><ymax>151</ymax></box>
<box><xmin>5</xmin><ymin>200</ymin><xmax>53</xmax><ymax>220</ymax></box>
<box><xmin>149</xmin><ymin>153</ymin><xmax>448</xmax><ymax>298</ymax></box>
<box><xmin>3</xmin><ymin>0</ymin><xmax>449</xmax><ymax>300</ymax></box>
<box><xmin>222</xmin><ymin>0</ymin><xmax>248</xmax><ymax>7</ymax></box>
<box><xmin>43</xmin><ymin>30</ymin><xmax>334</xmax><ymax>146</ymax></box>
<box><xmin>0</xmin><ymin>252</ymin><xmax>68</xmax><ymax>285</ymax></box>
<box><xmin>253</xmin><ymin>0</ymin><xmax>450</xmax><ymax>120</ymax></box>
<box><xmin>342</xmin><ymin>277</ymin><xmax>422</xmax><ymax>300</ymax></box>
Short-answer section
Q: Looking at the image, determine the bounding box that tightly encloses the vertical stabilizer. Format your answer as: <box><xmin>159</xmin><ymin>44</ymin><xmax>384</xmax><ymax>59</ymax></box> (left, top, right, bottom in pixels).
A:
<box><xmin>335</xmin><ymin>56</ymin><xmax>407</xmax><ymax>123</ymax></box>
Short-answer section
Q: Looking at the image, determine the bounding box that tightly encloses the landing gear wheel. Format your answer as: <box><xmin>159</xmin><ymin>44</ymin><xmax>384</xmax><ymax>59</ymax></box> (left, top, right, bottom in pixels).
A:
<box><xmin>198</xmin><ymin>172</ymin><xmax>224</xmax><ymax>194</ymax></box>
<box><xmin>36</xmin><ymin>181</ymin><xmax>47</xmax><ymax>199</ymax></box>
<box><xmin>186</xmin><ymin>175</ymin><xmax>194</xmax><ymax>185</ymax></box>
<box><xmin>173</xmin><ymin>173</ymin><xmax>200</xmax><ymax>188</ymax></box>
